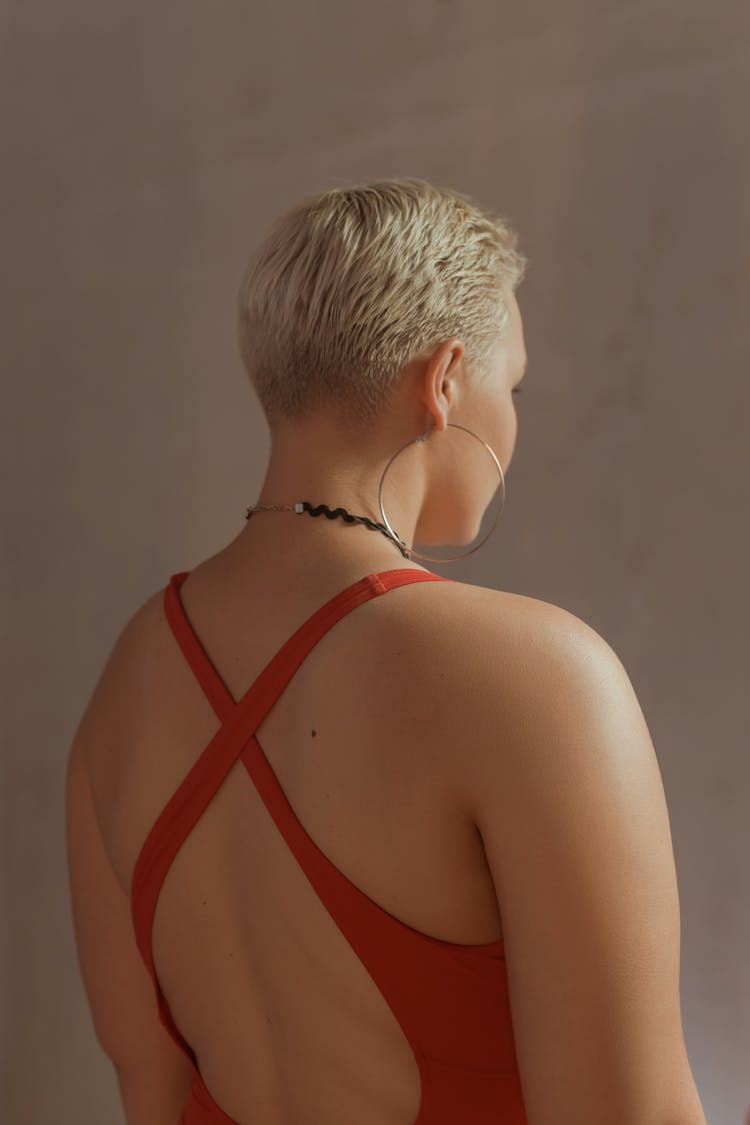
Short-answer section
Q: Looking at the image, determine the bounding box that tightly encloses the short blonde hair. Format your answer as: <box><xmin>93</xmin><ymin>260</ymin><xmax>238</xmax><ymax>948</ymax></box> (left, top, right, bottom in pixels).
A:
<box><xmin>236</xmin><ymin>176</ymin><xmax>529</xmax><ymax>433</ymax></box>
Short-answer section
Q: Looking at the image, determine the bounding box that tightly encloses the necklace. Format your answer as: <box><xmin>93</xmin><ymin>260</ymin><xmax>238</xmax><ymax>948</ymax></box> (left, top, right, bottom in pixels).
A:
<box><xmin>245</xmin><ymin>500</ymin><xmax>411</xmax><ymax>559</ymax></box>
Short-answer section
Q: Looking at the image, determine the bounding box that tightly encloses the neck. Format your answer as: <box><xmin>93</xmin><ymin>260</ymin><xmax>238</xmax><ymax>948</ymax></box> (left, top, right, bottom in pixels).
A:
<box><xmin>216</xmin><ymin>505</ymin><xmax>418</xmax><ymax>588</ymax></box>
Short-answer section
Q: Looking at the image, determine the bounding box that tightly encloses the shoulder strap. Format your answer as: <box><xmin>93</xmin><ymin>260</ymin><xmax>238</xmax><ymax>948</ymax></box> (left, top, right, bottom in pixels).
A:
<box><xmin>164</xmin><ymin>571</ymin><xmax>236</xmax><ymax>721</ymax></box>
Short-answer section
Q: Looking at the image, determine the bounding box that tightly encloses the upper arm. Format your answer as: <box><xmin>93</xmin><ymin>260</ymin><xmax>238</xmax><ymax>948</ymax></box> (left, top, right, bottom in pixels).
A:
<box><xmin>468</xmin><ymin>597</ymin><xmax>707</xmax><ymax>1125</ymax></box>
<box><xmin>64</xmin><ymin>605</ymin><xmax>195</xmax><ymax>1116</ymax></box>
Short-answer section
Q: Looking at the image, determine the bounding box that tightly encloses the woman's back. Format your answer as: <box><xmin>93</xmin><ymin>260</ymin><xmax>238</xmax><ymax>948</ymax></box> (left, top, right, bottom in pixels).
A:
<box><xmin>78</xmin><ymin>549</ymin><xmax>705</xmax><ymax>1125</ymax></box>
<box><xmin>87</xmin><ymin>555</ymin><xmax>527</xmax><ymax>1124</ymax></box>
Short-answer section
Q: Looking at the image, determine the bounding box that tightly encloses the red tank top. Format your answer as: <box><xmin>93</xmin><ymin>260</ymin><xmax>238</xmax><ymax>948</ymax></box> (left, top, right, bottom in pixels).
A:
<box><xmin>130</xmin><ymin>567</ymin><xmax>529</xmax><ymax>1124</ymax></box>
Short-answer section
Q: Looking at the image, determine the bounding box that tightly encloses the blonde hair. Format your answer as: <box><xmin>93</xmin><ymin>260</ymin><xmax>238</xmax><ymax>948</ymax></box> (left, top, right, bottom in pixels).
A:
<box><xmin>236</xmin><ymin>176</ymin><xmax>529</xmax><ymax>434</ymax></box>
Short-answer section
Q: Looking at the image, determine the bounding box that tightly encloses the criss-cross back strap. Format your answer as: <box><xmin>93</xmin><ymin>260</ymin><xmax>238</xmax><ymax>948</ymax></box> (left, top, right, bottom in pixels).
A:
<box><xmin>163</xmin><ymin>567</ymin><xmax>455</xmax><ymax>724</ymax></box>
<box><xmin>163</xmin><ymin>570</ymin><xmax>237</xmax><ymax>721</ymax></box>
<box><xmin>130</xmin><ymin>566</ymin><xmax>455</xmax><ymax>1064</ymax></box>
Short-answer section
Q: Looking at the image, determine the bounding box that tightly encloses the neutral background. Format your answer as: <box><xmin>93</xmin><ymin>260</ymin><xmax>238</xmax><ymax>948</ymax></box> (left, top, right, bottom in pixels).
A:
<box><xmin>2</xmin><ymin>2</ymin><xmax>748</xmax><ymax>1122</ymax></box>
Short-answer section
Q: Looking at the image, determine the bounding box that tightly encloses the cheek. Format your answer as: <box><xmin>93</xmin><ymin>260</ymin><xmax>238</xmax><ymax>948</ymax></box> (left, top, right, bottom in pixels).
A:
<box><xmin>492</xmin><ymin>396</ymin><xmax>517</xmax><ymax>468</ymax></box>
<box><xmin>468</xmin><ymin>389</ymin><xmax>515</xmax><ymax>465</ymax></box>
<box><xmin>497</xmin><ymin>391</ymin><xmax>516</xmax><ymax>435</ymax></box>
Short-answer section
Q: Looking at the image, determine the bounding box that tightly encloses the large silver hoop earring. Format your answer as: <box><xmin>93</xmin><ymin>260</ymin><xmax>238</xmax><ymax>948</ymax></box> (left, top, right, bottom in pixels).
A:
<box><xmin>377</xmin><ymin>422</ymin><xmax>506</xmax><ymax>563</ymax></box>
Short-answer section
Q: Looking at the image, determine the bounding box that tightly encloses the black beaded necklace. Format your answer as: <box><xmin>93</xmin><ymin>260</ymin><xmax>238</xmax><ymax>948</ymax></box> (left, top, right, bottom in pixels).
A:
<box><xmin>245</xmin><ymin>500</ymin><xmax>411</xmax><ymax>559</ymax></box>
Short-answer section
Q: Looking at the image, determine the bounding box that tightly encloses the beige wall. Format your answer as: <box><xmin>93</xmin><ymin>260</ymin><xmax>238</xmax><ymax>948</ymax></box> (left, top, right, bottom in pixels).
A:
<box><xmin>2</xmin><ymin>3</ymin><xmax>748</xmax><ymax>1122</ymax></box>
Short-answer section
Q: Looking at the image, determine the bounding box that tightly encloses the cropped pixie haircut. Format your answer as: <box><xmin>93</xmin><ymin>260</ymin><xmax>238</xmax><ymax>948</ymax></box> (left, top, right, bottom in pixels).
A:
<box><xmin>236</xmin><ymin>176</ymin><xmax>529</xmax><ymax>433</ymax></box>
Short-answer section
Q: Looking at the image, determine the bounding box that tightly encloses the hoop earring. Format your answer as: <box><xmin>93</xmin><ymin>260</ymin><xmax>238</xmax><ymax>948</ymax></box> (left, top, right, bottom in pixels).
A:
<box><xmin>377</xmin><ymin>422</ymin><xmax>506</xmax><ymax>563</ymax></box>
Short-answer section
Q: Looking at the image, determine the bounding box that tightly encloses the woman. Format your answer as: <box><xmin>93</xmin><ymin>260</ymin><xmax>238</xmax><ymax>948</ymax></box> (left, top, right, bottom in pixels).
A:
<box><xmin>65</xmin><ymin>178</ymin><xmax>707</xmax><ymax>1125</ymax></box>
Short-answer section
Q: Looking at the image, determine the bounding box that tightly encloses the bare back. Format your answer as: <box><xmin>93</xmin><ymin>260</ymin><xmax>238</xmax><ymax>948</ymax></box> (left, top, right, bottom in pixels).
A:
<box><xmin>89</xmin><ymin>557</ymin><xmax>512</xmax><ymax>1125</ymax></box>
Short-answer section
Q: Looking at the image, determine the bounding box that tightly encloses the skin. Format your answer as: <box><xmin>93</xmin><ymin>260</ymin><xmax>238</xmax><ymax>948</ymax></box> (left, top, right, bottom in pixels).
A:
<box><xmin>226</xmin><ymin>284</ymin><xmax>528</xmax><ymax>574</ymax></box>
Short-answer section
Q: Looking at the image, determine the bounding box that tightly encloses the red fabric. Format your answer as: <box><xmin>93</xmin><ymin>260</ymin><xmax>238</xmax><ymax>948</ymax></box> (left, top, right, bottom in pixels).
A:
<box><xmin>130</xmin><ymin>568</ymin><xmax>529</xmax><ymax>1123</ymax></box>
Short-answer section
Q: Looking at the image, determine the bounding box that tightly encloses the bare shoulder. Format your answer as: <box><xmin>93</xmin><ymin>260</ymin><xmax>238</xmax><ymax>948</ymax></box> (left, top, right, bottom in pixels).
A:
<box><xmin>436</xmin><ymin>578</ymin><xmax>707</xmax><ymax>1125</ymax></box>
<box><xmin>416</xmin><ymin>576</ymin><xmax>612</xmax><ymax>686</ymax></box>
<box><xmin>448</xmin><ymin>576</ymin><xmax>611</xmax><ymax>650</ymax></box>
<box><xmin>390</xmin><ymin>573</ymin><xmax>625</xmax><ymax>780</ymax></box>
<box><xmin>70</xmin><ymin>585</ymin><xmax>169</xmax><ymax>786</ymax></box>
<box><xmin>439</xmin><ymin>577</ymin><xmax>656</xmax><ymax>798</ymax></box>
